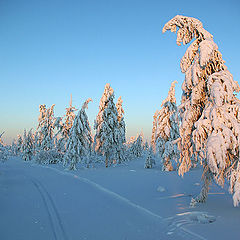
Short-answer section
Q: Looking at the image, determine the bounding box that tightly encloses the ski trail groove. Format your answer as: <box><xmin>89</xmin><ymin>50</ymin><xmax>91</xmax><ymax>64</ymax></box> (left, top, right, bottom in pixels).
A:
<box><xmin>41</xmin><ymin>165</ymin><xmax>207</xmax><ymax>240</ymax></box>
<box><xmin>29</xmin><ymin>176</ymin><xmax>68</xmax><ymax>240</ymax></box>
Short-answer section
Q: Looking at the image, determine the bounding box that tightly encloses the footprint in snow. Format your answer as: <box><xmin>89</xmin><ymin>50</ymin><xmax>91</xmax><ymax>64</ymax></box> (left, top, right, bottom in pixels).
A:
<box><xmin>157</xmin><ymin>186</ymin><xmax>166</xmax><ymax>192</ymax></box>
<box><xmin>166</xmin><ymin>211</ymin><xmax>216</xmax><ymax>235</ymax></box>
<box><xmin>194</xmin><ymin>182</ymin><xmax>200</xmax><ymax>186</ymax></box>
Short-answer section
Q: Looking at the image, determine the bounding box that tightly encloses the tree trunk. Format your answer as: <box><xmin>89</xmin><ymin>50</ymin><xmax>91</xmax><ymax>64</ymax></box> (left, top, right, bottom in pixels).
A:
<box><xmin>190</xmin><ymin>169</ymin><xmax>211</xmax><ymax>207</ymax></box>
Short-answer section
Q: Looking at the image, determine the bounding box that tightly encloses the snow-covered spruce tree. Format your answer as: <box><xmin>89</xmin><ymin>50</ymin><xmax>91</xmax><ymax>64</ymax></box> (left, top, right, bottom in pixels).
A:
<box><xmin>116</xmin><ymin>96</ymin><xmax>126</xmax><ymax>163</ymax></box>
<box><xmin>116</xmin><ymin>96</ymin><xmax>126</xmax><ymax>142</ymax></box>
<box><xmin>94</xmin><ymin>84</ymin><xmax>124</xmax><ymax>167</ymax></box>
<box><xmin>125</xmin><ymin>136</ymin><xmax>135</xmax><ymax>159</ymax></box>
<box><xmin>94</xmin><ymin>83</ymin><xmax>114</xmax><ymax>156</ymax></box>
<box><xmin>144</xmin><ymin>141</ymin><xmax>149</xmax><ymax>151</ymax></box>
<box><xmin>21</xmin><ymin>129</ymin><xmax>34</xmax><ymax>161</ymax></box>
<box><xmin>35</xmin><ymin>104</ymin><xmax>58</xmax><ymax>164</ymax></box>
<box><xmin>130</xmin><ymin>134</ymin><xmax>143</xmax><ymax>158</ymax></box>
<box><xmin>151</xmin><ymin>110</ymin><xmax>160</xmax><ymax>153</ymax></box>
<box><xmin>126</xmin><ymin>136</ymin><xmax>135</xmax><ymax>146</ymax></box>
<box><xmin>36</xmin><ymin>104</ymin><xmax>55</xmax><ymax>150</ymax></box>
<box><xmin>11</xmin><ymin>139</ymin><xmax>17</xmax><ymax>156</ymax></box>
<box><xmin>0</xmin><ymin>132</ymin><xmax>8</xmax><ymax>161</ymax></box>
<box><xmin>53</xmin><ymin>117</ymin><xmax>68</xmax><ymax>162</ymax></box>
<box><xmin>62</xmin><ymin>94</ymin><xmax>77</xmax><ymax>140</ymax></box>
<box><xmin>163</xmin><ymin>15</ymin><xmax>240</xmax><ymax>206</ymax></box>
<box><xmin>155</xmin><ymin>81</ymin><xmax>180</xmax><ymax>171</ymax></box>
<box><xmin>64</xmin><ymin>98</ymin><xmax>93</xmax><ymax>170</ymax></box>
<box><xmin>145</xmin><ymin>146</ymin><xmax>155</xmax><ymax>169</ymax></box>
<box><xmin>16</xmin><ymin>134</ymin><xmax>23</xmax><ymax>155</ymax></box>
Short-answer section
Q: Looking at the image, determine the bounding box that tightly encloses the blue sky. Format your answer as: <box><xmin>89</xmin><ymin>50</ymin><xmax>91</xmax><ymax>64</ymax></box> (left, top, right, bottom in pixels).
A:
<box><xmin>0</xmin><ymin>0</ymin><xmax>240</xmax><ymax>144</ymax></box>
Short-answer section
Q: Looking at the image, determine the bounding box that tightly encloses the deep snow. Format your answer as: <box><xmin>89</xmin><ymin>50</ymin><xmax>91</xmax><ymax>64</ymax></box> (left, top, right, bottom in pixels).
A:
<box><xmin>0</xmin><ymin>157</ymin><xmax>239</xmax><ymax>240</ymax></box>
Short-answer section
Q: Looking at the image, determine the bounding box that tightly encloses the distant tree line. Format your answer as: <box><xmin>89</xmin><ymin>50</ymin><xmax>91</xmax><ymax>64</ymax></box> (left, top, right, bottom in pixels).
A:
<box><xmin>11</xmin><ymin>84</ymin><xmax>149</xmax><ymax>170</ymax></box>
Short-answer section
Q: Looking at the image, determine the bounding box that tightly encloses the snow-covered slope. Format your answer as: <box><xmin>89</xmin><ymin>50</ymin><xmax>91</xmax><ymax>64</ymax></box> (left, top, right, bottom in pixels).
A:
<box><xmin>0</xmin><ymin>157</ymin><xmax>239</xmax><ymax>240</ymax></box>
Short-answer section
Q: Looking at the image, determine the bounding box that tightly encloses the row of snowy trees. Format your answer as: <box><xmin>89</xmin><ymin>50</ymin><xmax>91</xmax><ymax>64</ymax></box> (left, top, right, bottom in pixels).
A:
<box><xmin>13</xmin><ymin>84</ymin><xmax>150</xmax><ymax>170</ymax></box>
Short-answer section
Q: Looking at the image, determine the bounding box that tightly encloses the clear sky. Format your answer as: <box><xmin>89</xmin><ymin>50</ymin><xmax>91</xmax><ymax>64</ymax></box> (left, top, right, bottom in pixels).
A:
<box><xmin>0</xmin><ymin>0</ymin><xmax>240</xmax><ymax>144</ymax></box>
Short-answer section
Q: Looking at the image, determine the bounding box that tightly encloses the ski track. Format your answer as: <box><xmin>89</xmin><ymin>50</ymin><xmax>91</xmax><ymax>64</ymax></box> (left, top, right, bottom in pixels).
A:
<box><xmin>36</xmin><ymin>164</ymin><xmax>207</xmax><ymax>240</ymax></box>
<box><xmin>28</xmin><ymin>175</ymin><xmax>68</xmax><ymax>240</ymax></box>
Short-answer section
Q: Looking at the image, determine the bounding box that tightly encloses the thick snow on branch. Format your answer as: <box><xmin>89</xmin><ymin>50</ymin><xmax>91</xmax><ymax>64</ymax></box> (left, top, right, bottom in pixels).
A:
<box><xmin>162</xmin><ymin>15</ymin><xmax>212</xmax><ymax>46</ymax></box>
<box><xmin>163</xmin><ymin>19</ymin><xmax>193</xmax><ymax>45</ymax></box>
<box><xmin>180</xmin><ymin>39</ymin><xmax>199</xmax><ymax>73</ymax></box>
<box><xmin>199</xmin><ymin>39</ymin><xmax>218</xmax><ymax>68</ymax></box>
<box><xmin>161</xmin><ymin>81</ymin><xmax>177</xmax><ymax>107</ymax></box>
<box><xmin>82</xmin><ymin>98</ymin><xmax>92</xmax><ymax>110</ymax></box>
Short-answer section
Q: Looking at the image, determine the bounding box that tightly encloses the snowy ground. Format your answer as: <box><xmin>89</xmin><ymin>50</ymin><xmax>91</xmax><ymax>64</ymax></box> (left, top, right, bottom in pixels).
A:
<box><xmin>0</xmin><ymin>157</ymin><xmax>239</xmax><ymax>240</ymax></box>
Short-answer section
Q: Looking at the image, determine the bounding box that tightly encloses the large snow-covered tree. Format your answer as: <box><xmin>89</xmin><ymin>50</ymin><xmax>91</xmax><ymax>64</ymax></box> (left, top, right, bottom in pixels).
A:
<box><xmin>155</xmin><ymin>81</ymin><xmax>180</xmax><ymax>171</ymax></box>
<box><xmin>163</xmin><ymin>15</ymin><xmax>240</xmax><ymax>206</ymax></box>
<box><xmin>94</xmin><ymin>84</ymin><xmax>124</xmax><ymax>167</ymax></box>
<box><xmin>64</xmin><ymin>98</ymin><xmax>93</xmax><ymax>170</ymax></box>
